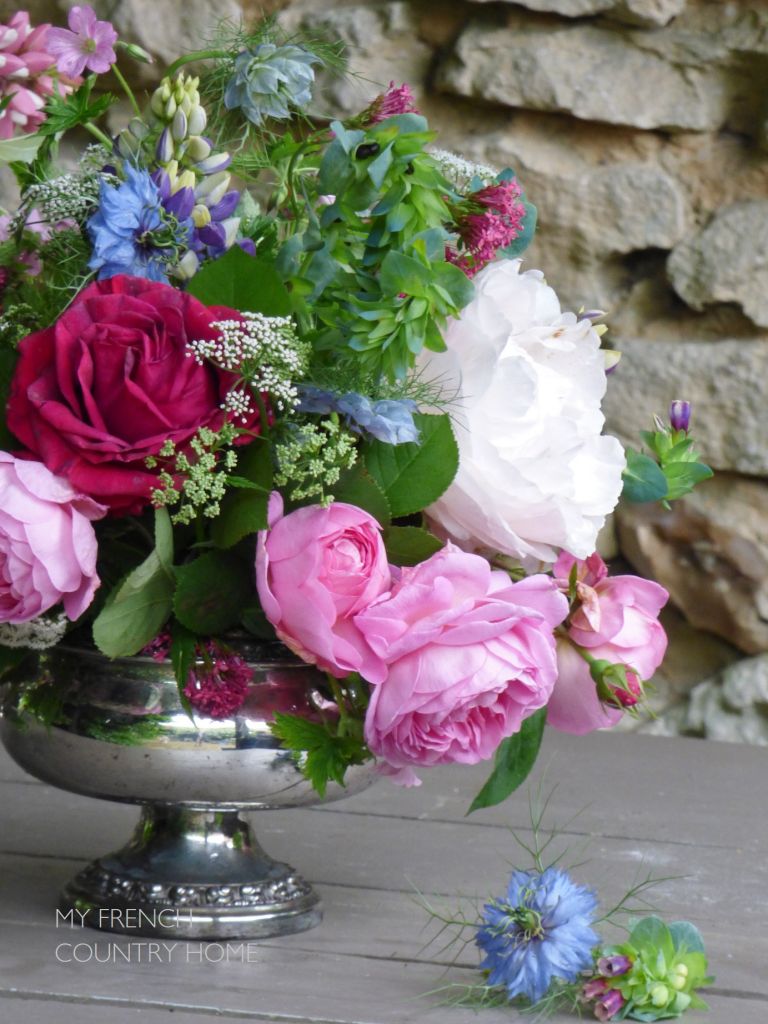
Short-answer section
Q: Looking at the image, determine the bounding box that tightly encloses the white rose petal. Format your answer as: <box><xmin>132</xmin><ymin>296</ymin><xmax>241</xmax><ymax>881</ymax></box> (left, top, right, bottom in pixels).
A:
<box><xmin>420</xmin><ymin>259</ymin><xmax>626</xmax><ymax>568</ymax></box>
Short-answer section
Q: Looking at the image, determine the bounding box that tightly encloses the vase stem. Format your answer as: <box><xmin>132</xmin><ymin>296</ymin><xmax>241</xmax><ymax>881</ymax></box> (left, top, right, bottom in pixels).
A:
<box><xmin>59</xmin><ymin>804</ymin><xmax>321</xmax><ymax>940</ymax></box>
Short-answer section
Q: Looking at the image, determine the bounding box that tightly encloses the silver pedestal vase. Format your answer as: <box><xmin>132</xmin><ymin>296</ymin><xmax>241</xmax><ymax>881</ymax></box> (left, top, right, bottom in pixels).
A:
<box><xmin>0</xmin><ymin>642</ymin><xmax>375</xmax><ymax>940</ymax></box>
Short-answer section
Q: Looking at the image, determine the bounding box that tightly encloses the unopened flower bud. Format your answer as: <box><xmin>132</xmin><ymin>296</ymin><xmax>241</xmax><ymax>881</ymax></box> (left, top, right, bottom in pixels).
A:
<box><xmin>175</xmin><ymin>250</ymin><xmax>200</xmax><ymax>280</ymax></box>
<box><xmin>117</xmin><ymin>40</ymin><xmax>154</xmax><ymax>65</ymax></box>
<box><xmin>669</xmin><ymin>399</ymin><xmax>691</xmax><ymax>433</ymax></box>
<box><xmin>164</xmin><ymin>95</ymin><xmax>177</xmax><ymax>119</ymax></box>
<box><xmin>192</xmin><ymin>204</ymin><xmax>212</xmax><ymax>228</ymax></box>
<box><xmin>186</xmin><ymin>135</ymin><xmax>212</xmax><ymax>162</ymax></box>
<box><xmin>195</xmin><ymin>151</ymin><xmax>232</xmax><ymax>175</ymax></box>
<box><xmin>596</xmin><ymin>955</ymin><xmax>632</xmax><ymax>978</ymax></box>
<box><xmin>671</xmin><ymin>972</ymin><xmax>687</xmax><ymax>990</ymax></box>
<box><xmin>651</xmin><ymin>984</ymin><xmax>669</xmax><ymax>1008</ymax></box>
<box><xmin>150</xmin><ymin>88</ymin><xmax>167</xmax><ymax>117</ymax></box>
<box><xmin>175</xmin><ymin>169</ymin><xmax>196</xmax><ymax>193</ymax></box>
<box><xmin>128</xmin><ymin>117</ymin><xmax>149</xmax><ymax>140</ymax></box>
<box><xmin>171</xmin><ymin>107</ymin><xmax>187</xmax><ymax>142</ymax></box>
<box><xmin>188</xmin><ymin>105</ymin><xmax>207</xmax><ymax>135</ymax></box>
<box><xmin>675</xmin><ymin>963</ymin><xmax>689</xmax><ymax>978</ymax></box>
<box><xmin>156</xmin><ymin>127</ymin><xmax>173</xmax><ymax>164</ymax></box>
<box><xmin>195</xmin><ymin>171</ymin><xmax>230</xmax><ymax>204</ymax></box>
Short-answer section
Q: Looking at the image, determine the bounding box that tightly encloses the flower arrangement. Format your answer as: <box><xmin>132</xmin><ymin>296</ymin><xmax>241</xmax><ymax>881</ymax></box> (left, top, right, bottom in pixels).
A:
<box><xmin>0</xmin><ymin>9</ymin><xmax>712</xmax><ymax>808</ymax></box>
<box><xmin>422</xmin><ymin>796</ymin><xmax>712</xmax><ymax>1021</ymax></box>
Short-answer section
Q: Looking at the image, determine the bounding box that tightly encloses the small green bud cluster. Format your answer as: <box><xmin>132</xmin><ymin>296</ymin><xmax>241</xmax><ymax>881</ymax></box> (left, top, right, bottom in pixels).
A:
<box><xmin>16</xmin><ymin>170</ymin><xmax>107</xmax><ymax>227</ymax></box>
<box><xmin>188</xmin><ymin>313</ymin><xmax>309</xmax><ymax>421</ymax></box>
<box><xmin>429</xmin><ymin>148</ymin><xmax>497</xmax><ymax>190</ymax></box>
<box><xmin>147</xmin><ymin>424</ymin><xmax>238</xmax><ymax>524</ymax></box>
<box><xmin>274</xmin><ymin>419</ymin><xmax>357</xmax><ymax>505</ymax></box>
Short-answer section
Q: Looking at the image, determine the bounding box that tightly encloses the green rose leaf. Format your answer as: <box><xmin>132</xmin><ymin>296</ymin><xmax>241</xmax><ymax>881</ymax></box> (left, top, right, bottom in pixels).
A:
<box><xmin>467</xmin><ymin>708</ymin><xmax>547</xmax><ymax>814</ymax></box>
<box><xmin>362</xmin><ymin>413</ymin><xmax>458</xmax><ymax>517</ymax></box>
<box><xmin>187</xmin><ymin>246</ymin><xmax>293</xmax><ymax>316</ymax></box>
<box><xmin>622</xmin><ymin>449</ymin><xmax>669</xmax><ymax>503</ymax></box>
<box><xmin>332</xmin><ymin>465</ymin><xmax>392</xmax><ymax>527</ymax></box>
<box><xmin>92</xmin><ymin>509</ymin><xmax>175</xmax><ymax>658</ymax></box>
<box><xmin>211</xmin><ymin>439</ymin><xmax>273</xmax><ymax>549</ymax></box>
<box><xmin>174</xmin><ymin>551</ymin><xmax>253</xmax><ymax>635</ymax></box>
<box><xmin>384</xmin><ymin>526</ymin><xmax>442</xmax><ymax>566</ymax></box>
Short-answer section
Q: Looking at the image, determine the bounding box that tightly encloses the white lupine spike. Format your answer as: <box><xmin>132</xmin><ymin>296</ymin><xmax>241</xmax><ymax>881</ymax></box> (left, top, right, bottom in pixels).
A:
<box><xmin>221</xmin><ymin>217</ymin><xmax>240</xmax><ymax>248</ymax></box>
<box><xmin>164</xmin><ymin>95</ymin><xmax>177</xmax><ymax>119</ymax></box>
<box><xmin>188</xmin><ymin>105</ymin><xmax>207</xmax><ymax>135</ymax></box>
<box><xmin>175</xmin><ymin>250</ymin><xmax>200</xmax><ymax>280</ymax></box>
<box><xmin>186</xmin><ymin>136</ymin><xmax>211</xmax><ymax>162</ymax></box>
<box><xmin>171</xmin><ymin>107</ymin><xmax>187</xmax><ymax>142</ymax></box>
<box><xmin>194</xmin><ymin>170</ymin><xmax>230</xmax><ymax>200</ymax></box>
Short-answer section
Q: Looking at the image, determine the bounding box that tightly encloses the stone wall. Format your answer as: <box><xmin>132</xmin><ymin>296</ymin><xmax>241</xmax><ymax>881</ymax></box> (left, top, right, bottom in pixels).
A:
<box><xmin>4</xmin><ymin>0</ymin><xmax>768</xmax><ymax>721</ymax></box>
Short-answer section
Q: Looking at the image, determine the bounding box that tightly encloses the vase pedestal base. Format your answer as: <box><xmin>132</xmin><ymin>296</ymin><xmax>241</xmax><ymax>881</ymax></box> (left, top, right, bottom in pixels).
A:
<box><xmin>59</xmin><ymin>805</ymin><xmax>321</xmax><ymax>940</ymax></box>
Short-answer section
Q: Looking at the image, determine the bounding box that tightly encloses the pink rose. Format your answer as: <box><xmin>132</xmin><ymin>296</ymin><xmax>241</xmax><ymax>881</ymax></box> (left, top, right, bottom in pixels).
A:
<box><xmin>355</xmin><ymin>545</ymin><xmax>568</xmax><ymax>785</ymax></box>
<box><xmin>547</xmin><ymin>551</ymin><xmax>668</xmax><ymax>734</ymax></box>
<box><xmin>256</xmin><ymin>494</ymin><xmax>391</xmax><ymax>680</ymax></box>
<box><xmin>0</xmin><ymin>453</ymin><xmax>105</xmax><ymax>623</ymax></box>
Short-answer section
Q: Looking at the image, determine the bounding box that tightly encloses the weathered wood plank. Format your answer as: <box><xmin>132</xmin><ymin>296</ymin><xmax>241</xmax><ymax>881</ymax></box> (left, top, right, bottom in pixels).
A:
<box><xmin>2</xmin><ymin>919</ymin><xmax>764</xmax><ymax>1024</ymax></box>
<box><xmin>0</xmin><ymin>852</ymin><xmax>764</xmax><ymax>1000</ymax></box>
<box><xmin>0</xmin><ymin>996</ymin><xmax>206</xmax><ymax>1023</ymax></box>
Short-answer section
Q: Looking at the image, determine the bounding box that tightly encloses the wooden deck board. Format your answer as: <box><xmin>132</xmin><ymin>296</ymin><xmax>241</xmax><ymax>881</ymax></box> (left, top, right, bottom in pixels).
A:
<box><xmin>0</xmin><ymin>732</ymin><xmax>765</xmax><ymax>1023</ymax></box>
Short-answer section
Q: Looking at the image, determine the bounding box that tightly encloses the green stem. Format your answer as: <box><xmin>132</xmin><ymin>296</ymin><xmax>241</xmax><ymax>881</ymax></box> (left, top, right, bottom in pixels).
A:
<box><xmin>112</xmin><ymin>61</ymin><xmax>142</xmax><ymax>118</ymax></box>
<box><xmin>325</xmin><ymin>673</ymin><xmax>351</xmax><ymax>730</ymax></box>
<box><xmin>165</xmin><ymin>50</ymin><xmax>230</xmax><ymax>77</ymax></box>
<box><xmin>83</xmin><ymin>121</ymin><xmax>114</xmax><ymax>149</ymax></box>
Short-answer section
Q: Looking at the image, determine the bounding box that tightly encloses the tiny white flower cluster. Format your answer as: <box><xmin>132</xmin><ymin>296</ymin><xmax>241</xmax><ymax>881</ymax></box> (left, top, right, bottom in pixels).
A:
<box><xmin>0</xmin><ymin>612</ymin><xmax>68</xmax><ymax>650</ymax></box>
<box><xmin>430</xmin><ymin>148</ymin><xmax>497</xmax><ymax>189</ymax></box>
<box><xmin>18</xmin><ymin>171</ymin><xmax>105</xmax><ymax>226</ymax></box>
<box><xmin>188</xmin><ymin>312</ymin><xmax>309</xmax><ymax>422</ymax></box>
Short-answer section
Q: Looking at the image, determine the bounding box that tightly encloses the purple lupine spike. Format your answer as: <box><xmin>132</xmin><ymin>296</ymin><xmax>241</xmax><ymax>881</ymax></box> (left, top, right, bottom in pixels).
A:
<box><xmin>237</xmin><ymin>238</ymin><xmax>256</xmax><ymax>256</ymax></box>
<box><xmin>198</xmin><ymin>221</ymin><xmax>227</xmax><ymax>248</ymax></box>
<box><xmin>669</xmin><ymin>399</ymin><xmax>691</xmax><ymax>433</ymax></box>
<box><xmin>164</xmin><ymin>186</ymin><xmax>195</xmax><ymax>221</ymax></box>
<box><xmin>207</xmin><ymin>190</ymin><xmax>240</xmax><ymax>221</ymax></box>
<box><xmin>195</xmin><ymin>152</ymin><xmax>232</xmax><ymax>175</ymax></box>
<box><xmin>151</xmin><ymin>168</ymin><xmax>171</xmax><ymax>200</ymax></box>
<box><xmin>155</xmin><ymin>126</ymin><xmax>173</xmax><ymax>164</ymax></box>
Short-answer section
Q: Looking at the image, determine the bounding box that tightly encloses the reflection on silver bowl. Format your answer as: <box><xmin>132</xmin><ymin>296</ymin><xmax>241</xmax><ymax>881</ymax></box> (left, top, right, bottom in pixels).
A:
<box><xmin>0</xmin><ymin>642</ymin><xmax>376</xmax><ymax>939</ymax></box>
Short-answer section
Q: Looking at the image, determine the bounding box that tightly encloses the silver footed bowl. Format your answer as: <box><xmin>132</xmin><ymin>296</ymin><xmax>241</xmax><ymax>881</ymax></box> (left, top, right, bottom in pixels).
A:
<box><xmin>0</xmin><ymin>641</ymin><xmax>376</xmax><ymax>940</ymax></box>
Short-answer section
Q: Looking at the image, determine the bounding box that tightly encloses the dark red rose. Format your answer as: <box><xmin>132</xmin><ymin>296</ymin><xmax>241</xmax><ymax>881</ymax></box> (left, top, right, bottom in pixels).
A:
<box><xmin>7</xmin><ymin>275</ymin><xmax>258</xmax><ymax>514</ymax></box>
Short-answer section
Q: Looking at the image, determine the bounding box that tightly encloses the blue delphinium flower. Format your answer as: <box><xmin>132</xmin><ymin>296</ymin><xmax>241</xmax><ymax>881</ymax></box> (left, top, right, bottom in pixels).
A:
<box><xmin>298</xmin><ymin>387</ymin><xmax>420</xmax><ymax>445</ymax></box>
<box><xmin>476</xmin><ymin>867</ymin><xmax>599</xmax><ymax>1004</ymax></box>
<box><xmin>87</xmin><ymin>164</ymin><xmax>191</xmax><ymax>281</ymax></box>
<box><xmin>224</xmin><ymin>43</ymin><xmax>321</xmax><ymax>127</ymax></box>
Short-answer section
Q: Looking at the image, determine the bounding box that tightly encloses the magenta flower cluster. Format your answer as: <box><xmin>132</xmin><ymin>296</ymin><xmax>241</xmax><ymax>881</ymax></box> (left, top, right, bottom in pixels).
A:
<box><xmin>449</xmin><ymin>179</ymin><xmax>527</xmax><ymax>276</ymax></box>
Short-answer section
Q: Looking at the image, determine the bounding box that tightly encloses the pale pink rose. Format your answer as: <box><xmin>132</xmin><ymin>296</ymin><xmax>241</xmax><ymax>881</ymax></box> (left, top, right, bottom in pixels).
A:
<box><xmin>355</xmin><ymin>544</ymin><xmax>568</xmax><ymax>785</ymax></box>
<box><xmin>256</xmin><ymin>493</ymin><xmax>391</xmax><ymax>680</ymax></box>
<box><xmin>547</xmin><ymin>551</ymin><xmax>668</xmax><ymax>734</ymax></box>
<box><xmin>0</xmin><ymin>453</ymin><xmax>106</xmax><ymax>623</ymax></box>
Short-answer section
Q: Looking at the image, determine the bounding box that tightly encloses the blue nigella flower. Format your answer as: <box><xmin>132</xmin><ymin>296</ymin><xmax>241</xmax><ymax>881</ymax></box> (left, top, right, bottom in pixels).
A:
<box><xmin>298</xmin><ymin>387</ymin><xmax>420</xmax><ymax>445</ymax></box>
<box><xmin>224</xmin><ymin>43</ymin><xmax>321</xmax><ymax>127</ymax></box>
<box><xmin>476</xmin><ymin>867</ymin><xmax>599</xmax><ymax>1004</ymax></box>
<box><xmin>87</xmin><ymin>164</ymin><xmax>191</xmax><ymax>282</ymax></box>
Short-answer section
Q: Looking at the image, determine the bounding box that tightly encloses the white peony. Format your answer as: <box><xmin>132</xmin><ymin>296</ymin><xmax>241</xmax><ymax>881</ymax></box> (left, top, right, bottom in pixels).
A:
<box><xmin>420</xmin><ymin>259</ymin><xmax>626</xmax><ymax>568</ymax></box>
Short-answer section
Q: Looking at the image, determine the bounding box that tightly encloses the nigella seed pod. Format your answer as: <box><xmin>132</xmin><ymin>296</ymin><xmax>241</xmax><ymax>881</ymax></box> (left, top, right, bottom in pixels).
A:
<box><xmin>669</xmin><ymin>399</ymin><xmax>692</xmax><ymax>432</ymax></box>
<box><xmin>355</xmin><ymin>142</ymin><xmax>381</xmax><ymax>160</ymax></box>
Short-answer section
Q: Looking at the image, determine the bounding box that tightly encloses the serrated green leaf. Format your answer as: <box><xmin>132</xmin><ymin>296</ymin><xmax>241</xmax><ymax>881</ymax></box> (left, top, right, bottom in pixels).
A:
<box><xmin>332</xmin><ymin>465</ymin><xmax>391</xmax><ymax>526</ymax></box>
<box><xmin>384</xmin><ymin>526</ymin><xmax>442</xmax><ymax>566</ymax></box>
<box><xmin>362</xmin><ymin>413</ymin><xmax>458</xmax><ymax>517</ymax></box>
<box><xmin>174</xmin><ymin>551</ymin><xmax>253</xmax><ymax>634</ymax></box>
<box><xmin>622</xmin><ymin>449</ymin><xmax>669</xmax><ymax>503</ymax></box>
<box><xmin>187</xmin><ymin>246</ymin><xmax>293</xmax><ymax>315</ymax></box>
<box><xmin>467</xmin><ymin>708</ymin><xmax>547</xmax><ymax>814</ymax></box>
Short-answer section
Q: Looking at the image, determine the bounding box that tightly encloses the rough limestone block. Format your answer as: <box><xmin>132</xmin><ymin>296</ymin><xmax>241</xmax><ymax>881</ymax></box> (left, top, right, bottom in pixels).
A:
<box><xmin>436</xmin><ymin>17</ymin><xmax>730</xmax><ymax>131</ymax></box>
<box><xmin>464</xmin><ymin>0</ymin><xmax>686</xmax><ymax>28</ymax></box>
<box><xmin>616</xmin><ymin>474</ymin><xmax>768</xmax><ymax>654</ymax></box>
<box><xmin>602</xmin><ymin>338</ymin><xmax>768</xmax><ymax>477</ymax></box>
<box><xmin>667</xmin><ymin>201</ymin><xmax>768</xmax><ymax>328</ymax></box>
